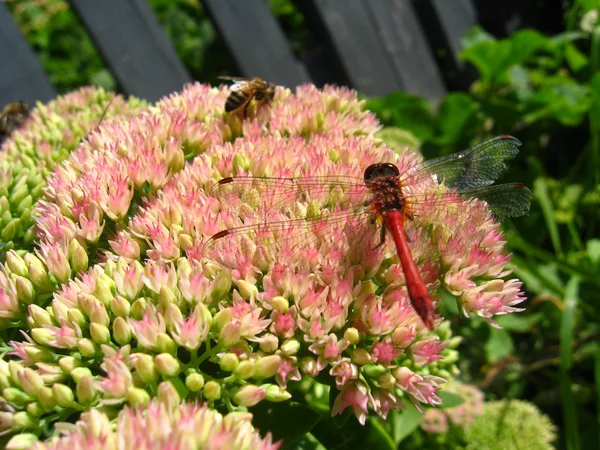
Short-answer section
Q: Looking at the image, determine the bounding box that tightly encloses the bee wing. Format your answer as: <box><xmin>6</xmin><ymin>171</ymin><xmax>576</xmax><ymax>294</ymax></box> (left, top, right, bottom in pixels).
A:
<box><xmin>218</xmin><ymin>76</ymin><xmax>252</xmax><ymax>82</ymax></box>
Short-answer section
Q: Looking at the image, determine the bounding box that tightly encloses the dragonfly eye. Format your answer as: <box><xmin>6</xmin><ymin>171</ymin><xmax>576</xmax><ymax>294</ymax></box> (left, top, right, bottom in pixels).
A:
<box><xmin>364</xmin><ymin>163</ymin><xmax>400</xmax><ymax>184</ymax></box>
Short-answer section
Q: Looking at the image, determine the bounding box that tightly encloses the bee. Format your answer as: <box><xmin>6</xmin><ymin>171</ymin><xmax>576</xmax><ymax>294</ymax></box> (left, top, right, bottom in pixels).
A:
<box><xmin>219</xmin><ymin>76</ymin><xmax>276</xmax><ymax>117</ymax></box>
<box><xmin>0</xmin><ymin>101</ymin><xmax>30</xmax><ymax>143</ymax></box>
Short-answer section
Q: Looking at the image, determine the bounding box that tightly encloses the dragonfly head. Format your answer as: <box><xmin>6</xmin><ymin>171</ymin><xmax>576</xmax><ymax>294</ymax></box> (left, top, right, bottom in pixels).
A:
<box><xmin>364</xmin><ymin>163</ymin><xmax>400</xmax><ymax>186</ymax></box>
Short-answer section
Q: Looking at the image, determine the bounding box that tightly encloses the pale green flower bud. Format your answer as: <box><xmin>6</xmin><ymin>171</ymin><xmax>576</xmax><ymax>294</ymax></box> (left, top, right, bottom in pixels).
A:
<box><xmin>156</xmin><ymin>333</ymin><xmax>176</xmax><ymax>354</ymax></box>
<box><xmin>378</xmin><ymin>372</ymin><xmax>396</xmax><ymax>389</ymax></box>
<box><xmin>90</xmin><ymin>323</ymin><xmax>111</xmax><ymax>344</ymax></box>
<box><xmin>113</xmin><ymin>316</ymin><xmax>131</xmax><ymax>345</ymax></box>
<box><xmin>6</xmin><ymin>433</ymin><xmax>38</xmax><ymax>450</ymax></box>
<box><xmin>271</xmin><ymin>296</ymin><xmax>289</xmax><ymax>313</ymax></box>
<box><xmin>15</xmin><ymin>277</ymin><xmax>35</xmax><ymax>304</ymax></box>
<box><xmin>26</xmin><ymin>402</ymin><xmax>43</xmax><ymax>418</ymax></box>
<box><xmin>157</xmin><ymin>286</ymin><xmax>177</xmax><ymax>310</ymax></box>
<box><xmin>3</xmin><ymin>388</ymin><xmax>32</xmax><ymax>406</ymax></box>
<box><xmin>280</xmin><ymin>338</ymin><xmax>300</xmax><ymax>356</ymax></box>
<box><xmin>18</xmin><ymin>368</ymin><xmax>44</xmax><ymax>399</ymax></box>
<box><xmin>344</xmin><ymin>327</ymin><xmax>360</xmax><ymax>345</ymax></box>
<box><xmin>6</xmin><ymin>251</ymin><xmax>28</xmax><ymax>277</ymax></box>
<box><xmin>155</xmin><ymin>353</ymin><xmax>180</xmax><ymax>377</ymax></box>
<box><xmin>23</xmin><ymin>345</ymin><xmax>54</xmax><ymax>363</ymax></box>
<box><xmin>262</xmin><ymin>383</ymin><xmax>292</xmax><ymax>402</ymax></box>
<box><xmin>157</xmin><ymin>381</ymin><xmax>180</xmax><ymax>408</ymax></box>
<box><xmin>28</xmin><ymin>305</ymin><xmax>52</xmax><ymax>327</ymax></box>
<box><xmin>185</xmin><ymin>373</ymin><xmax>204</xmax><ymax>392</ymax></box>
<box><xmin>211</xmin><ymin>269</ymin><xmax>232</xmax><ymax>303</ymax></box>
<box><xmin>213</xmin><ymin>308</ymin><xmax>232</xmax><ymax>332</ymax></box>
<box><xmin>70</xmin><ymin>368</ymin><xmax>92</xmax><ymax>384</ymax></box>
<box><xmin>77</xmin><ymin>338</ymin><xmax>97</xmax><ymax>357</ymax></box>
<box><xmin>126</xmin><ymin>387</ymin><xmax>150</xmax><ymax>407</ymax></box>
<box><xmin>13</xmin><ymin>411</ymin><xmax>35</xmax><ymax>429</ymax></box>
<box><xmin>259</xmin><ymin>333</ymin><xmax>279</xmax><ymax>353</ymax></box>
<box><xmin>202</xmin><ymin>381</ymin><xmax>221</xmax><ymax>401</ymax></box>
<box><xmin>31</xmin><ymin>328</ymin><xmax>52</xmax><ymax>346</ymax></box>
<box><xmin>76</xmin><ymin>374</ymin><xmax>97</xmax><ymax>404</ymax></box>
<box><xmin>231</xmin><ymin>385</ymin><xmax>266</xmax><ymax>407</ymax></box>
<box><xmin>67</xmin><ymin>308</ymin><xmax>87</xmax><ymax>328</ymax></box>
<box><xmin>110</xmin><ymin>295</ymin><xmax>131</xmax><ymax>317</ymax></box>
<box><xmin>235</xmin><ymin>279</ymin><xmax>258</xmax><ymax>299</ymax></box>
<box><xmin>219</xmin><ymin>353</ymin><xmax>239</xmax><ymax>372</ymax></box>
<box><xmin>233</xmin><ymin>360</ymin><xmax>255</xmax><ymax>380</ymax></box>
<box><xmin>132</xmin><ymin>354</ymin><xmax>157</xmax><ymax>384</ymax></box>
<box><xmin>37</xmin><ymin>386</ymin><xmax>55</xmax><ymax>410</ymax></box>
<box><xmin>253</xmin><ymin>355</ymin><xmax>281</xmax><ymax>379</ymax></box>
<box><xmin>52</xmin><ymin>383</ymin><xmax>74</xmax><ymax>407</ymax></box>
<box><xmin>24</xmin><ymin>253</ymin><xmax>51</xmax><ymax>288</ymax></box>
<box><xmin>69</xmin><ymin>240</ymin><xmax>89</xmax><ymax>273</ymax></box>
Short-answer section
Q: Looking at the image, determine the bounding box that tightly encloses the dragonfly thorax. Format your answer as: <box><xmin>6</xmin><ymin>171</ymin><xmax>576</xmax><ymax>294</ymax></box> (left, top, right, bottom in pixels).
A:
<box><xmin>364</xmin><ymin>163</ymin><xmax>406</xmax><ymax>212</ymax></box>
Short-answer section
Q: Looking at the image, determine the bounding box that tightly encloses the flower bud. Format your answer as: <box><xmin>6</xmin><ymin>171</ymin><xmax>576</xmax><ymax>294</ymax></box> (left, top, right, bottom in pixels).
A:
<box><xmin>212</xmin><ymin>308</ymin><xmax>232</xmax><ymax>332</ymax></box>
<box><xmin>299</xmin><ymin>356</ymin><xmax>319</xmax><ymax>377</ymax></box>
<box><xmin>28</xmin><ymin>305</ymin><xmax>52</xmax><ymax>327</ymax></box>
<box><xmin>259</xmin><ymin>334</ymin><xmax>279</xmax><ymax>353</ymax></box>
<box><xmin>262</xmin><ymin>383</ymin><xmax>292</xmax><ymax>402</ymax></box>
<box><xmin>52</xmin><ymin>383</ymin><xmax>74</xmax><ymax>407</ymax></box>
<box><xmin>23</xmin><ymin>345</ymin><xmax>54</xmax><ymax>363</ymax></box>
<box><xmin>185</xmin><ymin>373</ymin><xmax>204</xmax><ymax>392</ymax></box>
<box><xmin>76</xmin><ymin>374</ymin><xmax>97</xmax><ymax>404</ymax></box>
<box><xmin>8</xmin><ymin>361</ymin><xmax>25</xmax><ymax>387</ymax></box>
<box><xmin>15</xmin><ymin>277</ymin><xmax>35</xmax><ymax>304</ymax></box>
<box><xmin>113</xmin><ymin>317</ymin><xmax>131</xmax><ymax>345</ymax></box>
<box><xmin>67</xmin><ymin>308</ymin><xmax>87</xmax><ymax>328</ymax></box>
<box><xmin>219</xmin><ymin>323</ymin><xmax>241</xmax><ymax>347</ymax></box>
<box><xmin>0</xmin><ymin>411</ymin><xmax>14</xmax><ymax>432</ymax></box>
<box><xmin>24</xmin><ymin>253</ymin><xmax>51</xmax><ymax>288</ymax></box>
<box><xmin>69</xmin><ymin>240</ymin><xmax>89</xmax><ymax>273</ymax></box>
<box><xmin>90</xmin><ymin>323</ymin><xmax>111</xmax><ymax>344</ymax></box>
<box><xmin>157</xmin><ymin>381</ymin><xmax>180</xmax><ymax>408</ymax></box>
<box><xmin>94</xmin><ymin>272</ymin><xmax>115</xmax><ymax>305</ymax></box>
<box><xmin>37</xmin><ymin>386</ymin><xmax>55</xmax><ymax>410</ymax></box>
<box><xmin>126</xmin><ymin>387</ymin><xmax>150</xmax><ymax>407</ymax></box>
<box><xmin>132</xmin><ymin>354</ymin><xmax>157</xmax><ymax>384</ymax></box>
<box><xmin>253</xmin><ymin>355</ymin><xmax>281</xmax><ymax>379</ymax></box>
<box><xmin>344</xmin><ymin>327</ymin><xmax>360</xmax><ymax>345</ymax></box>
<box><xmin>231</xmin><ymin>385</ymin><xmax>266</xmax><ymax>407</ymax></box>
<box><xmin>235</xmin><ymin>279</ymin><xmax>258</xmax><ymax>299</ymax></box>
<box><xmin>378</xmin><ymin>372</ymin><xmax>396</xmax><ymax>389</ymax></box>
<box><xmin>363</xmin><ymin>364</ymin><xmax>387</xmax><ymax>378</ymax></box>
<box><xmin>202</xmin><ymin>381</ymin><xmax>221</xmax><ymax>401</ymax></box>
<box><xmin>5</xmin><ymin>433</ymin><xmax>38</xmax><ymax>450</ymax></box>
<box><xmin>13</xmin><ymin>411</ymin><xmax>35</xmax><ymax>429</ymax></box>
<box><xmin>156</xmin><ymin>333</ymin><xmax>176</xmax><ymax>354</ymax></box>
<box><xmin>6</xmin><ymin>251</ymin><xmax>27</xmax><ymax>277</ymax></box>
<box><xmin>211</xmin><ymin>269</ymin><xmax>232</xmax><ymax>303</ymax></box>
<box><xmin>233</xmin><ymin>360</ymin><xmax>255</xmax><ymax>380</ymax></box>
<box><xmin>154</xmin><ymin>353</ymin><xmax>180</xmax><ymax>377</ymax></box>
<box><xmin>1</xmin><ymin>218</ymin><xmax>18</xmax><ymax>241</ymax></box>
<box><xmin>110</xmin><ymin>295</ymin><xmax>131</xmax><ymax>317</ymax></box>
<box><xmin>157</xmin><ymin>286</ymin><xmax>177</xmax><ymax>310</ymax></box>
<box><xmin>271</xmin><ymin>296</ymin><xmax>289</xmax><ymax>313</ymax></box>
<box><xmin>26</xmin><ymin>402</ymin><xmax>43</xmax><ymax>418</ymax></box>
<box><xmin>30</xmin><ymin>328</ymin><xmax>52</xmax><ymax>346</ymax></box>
<box><xmin>18</xmin><ymin>368</ymin><xmax>44</xmax><ymax>399</ymax></box>
<box><xmin>70</xmin><ymin>368</ymin><xmax>92</xmax><ymax>384</ymax></box>
<box><xmin>77</xmin><ymin>338</ymin><xmax>97</xmax><ymax>357</ymax></box>
<box><xmin>131</xmin><ymin>298</ymin><xmax>147</xmax><ymax>319</ymax></box>
<box><xmin>351</xmin><ymin>348</ymin><xmax>371</xmax><ymax>365</ymax></box>
<box><xmin>219</xmin><ymin>353</ymin><xmax>239</xmax><ymax>372</ymax></box>
<box><xmin>3</xmin><ymin>387</ymin><xmax>32</xmax><ymax>406</ymax></box>
<box><xmin>90</xmin><ymin>301</ymin><xmax>110</xmax><ymax>327</ymax></box>
<box><xmin>280</xmin><ymin>338</ymin><xmax>300</xmax><ymax>356</ymax></box>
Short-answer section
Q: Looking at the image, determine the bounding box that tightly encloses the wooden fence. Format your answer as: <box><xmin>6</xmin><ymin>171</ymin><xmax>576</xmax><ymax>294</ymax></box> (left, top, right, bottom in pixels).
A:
<box><xmin>0</xmin><ymin>0</ymin><xmax>540</xmax><ymax>106</ymax></box>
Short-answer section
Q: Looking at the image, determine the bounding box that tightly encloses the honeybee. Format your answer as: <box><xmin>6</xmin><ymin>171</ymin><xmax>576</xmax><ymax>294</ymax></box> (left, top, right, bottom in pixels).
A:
<box><xmin>219</xmin><ymin>76</ymin><xmax>276</xmax><ymax>117</ymax></box>
<box><xmin>0</xmin><ymin>101</ymin><xmax>29</xmax><ymax>143</ymax></box>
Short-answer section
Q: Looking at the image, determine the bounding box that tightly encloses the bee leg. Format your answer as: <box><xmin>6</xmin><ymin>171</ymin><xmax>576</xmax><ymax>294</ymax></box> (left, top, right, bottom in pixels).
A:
<box><xmin>372</xmin><ymin>226</ymin><xmax>386</xmax><ymax>250</ymax></box>
<box><xmin>242</xmin><ymin>101</ymin><xmax>250</xmax><ymax>120</ymax></box>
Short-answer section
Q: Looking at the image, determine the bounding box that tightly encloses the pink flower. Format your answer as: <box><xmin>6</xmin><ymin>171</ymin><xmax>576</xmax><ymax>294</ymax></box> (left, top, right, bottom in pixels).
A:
<box><xmin>331</xmin><ymin>382</ymin><xmax>371</xmax><ymax>425</ymax></box>
<box><xmin>96</xmin><ymin>350</ymin><xmax>133</xmax><ymax>403</ymax></box>
<box><xmin>127</xmin><ymin>304</ymin><xmax>165</xmax><ymax>350</ymax></box>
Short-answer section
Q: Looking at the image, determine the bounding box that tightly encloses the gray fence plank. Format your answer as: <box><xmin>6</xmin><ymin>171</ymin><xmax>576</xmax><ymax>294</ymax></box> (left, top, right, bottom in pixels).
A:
<box><xmin>366</xmin><ymin>0</ymin><xmax>446</xmax><ymax>102</ymax></box>
<box><xmin>68</xmin><ymin>0</ymin><xmax>192</xmax><ymax>101</ymax></box>
<box><xmin>312</xmin><ymin>0</ymin><xmax>401</xmax><ymax>96</ymax></box>
<box><xmin>201</xmin><ymin>0</ymin><xmax>310</xmax><ymax>88</ymax></box>
<box><xmin>0</xmin><ymin>4</ymin><xmax>56</xmax><ymax>106</ymax></box>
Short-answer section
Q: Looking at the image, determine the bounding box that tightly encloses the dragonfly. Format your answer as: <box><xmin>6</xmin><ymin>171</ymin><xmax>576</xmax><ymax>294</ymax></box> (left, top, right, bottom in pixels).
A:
<box><xmin>202</xmin><ymin>135</ymin><xmax>532</xmax><ymax>330</ymax></box>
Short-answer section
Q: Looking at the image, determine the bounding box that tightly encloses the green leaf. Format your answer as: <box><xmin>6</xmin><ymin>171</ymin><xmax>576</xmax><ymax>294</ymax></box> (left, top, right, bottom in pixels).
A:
<box><xmin>365</xmin><ymin>92</ymin><xmax>434</xmax><ymax>141</ymax></box>
<box><xmin>438</xmin><ymin>391</ymin><xmax>466</xmax><ymax>409</ymax></box>
<box><xmin>392</xmin><ymin>403</ymin><xmax>423</xmax><ymax>444</ymax></box>
<box><xmin>433</xmin><ymin>92</ymin><xmax>478</xmax><ymax>145</ymax></box>
<box><xmin>250</xmin><ymin>401</ymin><xmax>322</xmax><ymax>444</ymax></box>
<box><xmin>565</xmin><ymin>43</ymin><xmax>589</xmax><ymax>72</ymax></box>
<box><xmin>460</xmin><ymin>39</ymin><xmax>513</xmax><ymax>81</ymax></box>
<box><xmin>525</xmin><ymin>76</ymin><xmax>591</xmax><ymax>126</ymax></box>
<box><xmin>587</xmin><ymin>239</ymin><xmax>600</xmax><ymax>264</ymax></box>
<box><xmin>533</xmin><ymin>177</ymin><xmax>563</xmax><ymax>257</ymax></box>
<box><xmin>485</xmin><ymin>327</ymin><xmax>514</xmax><ymax>363</ymax></box>
<box><xmin>461</xmin><ymin>25</ymin><xmax>495</xmax><ymax>49</ymax></box>
<box><xmin>286</xmin><ymin>432</ymin><xmax>327</xmax><ymax>450</ymax></box>
<box><xmin>495</xmin><ymin>313</ymin><xmax>533</xmax><ymax>332</ymax></box>
<box><xmin>365</xmin><ymin>418</ymin><xmax>396</xmax><ymax>450</ymax></box>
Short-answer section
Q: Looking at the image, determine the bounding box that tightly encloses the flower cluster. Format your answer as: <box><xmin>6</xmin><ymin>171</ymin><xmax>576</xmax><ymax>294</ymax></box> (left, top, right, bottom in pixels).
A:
<box><xmin>0</xmin><ymin>81</ymin><xmax>527</xmax><ymax>447</ymax></box>
<box><xmin>0</xmin><ymin>87</ymin><xmax>146</xmax><ymax>253</ymax></box>
<box><xmin>18</xmin><ymin>398</ymin><xmax>279</xmax><ymax>450</ymax></box>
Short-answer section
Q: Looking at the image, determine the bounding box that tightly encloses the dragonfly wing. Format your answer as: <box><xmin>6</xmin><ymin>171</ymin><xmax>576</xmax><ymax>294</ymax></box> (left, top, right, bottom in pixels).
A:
<box><xmin>416</xmin><ymin>135</ymin><xmax>522</xmax><ymax>191</ymax></box>
<box><xmin>461</xmin><ymin>183</ymin><xmax>532</xmax><ymax>218</ymax></box>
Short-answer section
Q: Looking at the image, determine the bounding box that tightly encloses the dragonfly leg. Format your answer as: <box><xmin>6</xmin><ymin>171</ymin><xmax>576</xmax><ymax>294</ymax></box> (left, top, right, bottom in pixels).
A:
<box><xmin>372</xmin><ymin>225</ymin><xmax>386</xmax><ymax>250</ymax></box>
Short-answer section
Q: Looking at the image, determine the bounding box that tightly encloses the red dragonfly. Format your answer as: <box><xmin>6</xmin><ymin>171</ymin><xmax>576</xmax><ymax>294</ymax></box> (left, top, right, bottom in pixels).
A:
<box><xmin>203</xmin><ymin>135</ymin><xmax>532</xmax><ymax>330</ymax></box>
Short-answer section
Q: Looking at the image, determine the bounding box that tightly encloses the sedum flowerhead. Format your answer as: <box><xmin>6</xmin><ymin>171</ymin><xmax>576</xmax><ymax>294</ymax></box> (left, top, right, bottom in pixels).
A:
<box><xmin>0</xmin><ymin>81</ymin><xmax>528</xmax><ymax>444</ymax></box>
<box><xmin>0</xmin><ymin>86</ymin><xmax>146</xmax><ymax>254</ymax></box>
<box><xmin>25</xmin><ymin>399</ymin><xmax>280</xmax><ymax>450</ymax></box>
